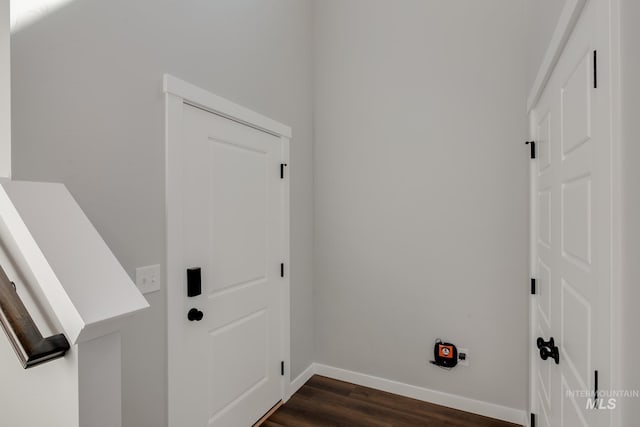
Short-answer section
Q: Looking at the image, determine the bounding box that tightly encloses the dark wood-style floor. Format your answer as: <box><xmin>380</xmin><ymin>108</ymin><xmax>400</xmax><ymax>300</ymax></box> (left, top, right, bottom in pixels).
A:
<box><xmin>265</xmin><ymin>375</ymin><xmax>522</xmax><ymax>427</ymax></box>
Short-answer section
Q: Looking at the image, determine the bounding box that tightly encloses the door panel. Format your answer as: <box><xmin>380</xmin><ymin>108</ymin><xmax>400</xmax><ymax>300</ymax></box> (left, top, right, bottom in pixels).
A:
<box><xmin>538</xmin><ymin>398</ymin><xmax>551</xmax><ymax>427</ymax></box>
<box><xmin>537</xmin><ymin>112</ymin><xmax>552</xmax><ymax>172</ymax></box>
<box><xmin>561</xmin><ymin>376</ymin><xmax>589</xmax><ymax>427</ymax></box>
<box><xmin>209</xmin><ymin>138</ymin><xmax>269</xmax><ymax>292</ymax></box>
<box><xmin>538</xmin><ymin>190</ymin><xmax>552</xmax><ymax>247</ymax></box>
<box><xmin>208</xmin><ymin>310</ymin><xmax>269</xmax><ymax>416</ymax></box>
<box><xmin>176</xmin><ymin>104</ymin><xmax>284</xmax><ymax>427</ymax></box>
<box><xmin>561</xmin><ymin>176</ymin><xmax>591</xmax><ymax>266</ymax></box>
<box><xmin>560</xmin><ymin>280</ymin><xmax>591</xmax><ymax>388</ymax></box>
<box><xmin>561</xmin><ymin>52</ymin><xmax>592</xmax><ymax>154</ymax></box>
<box><xmin>531</xmin><ymin>0</ymin><xmax>611</xmax><ymax>425</ymax></box>
<box><xmin>536</xmin><ymin>260</ymin><xmax>551</xmax><ymax>327</ymax></box>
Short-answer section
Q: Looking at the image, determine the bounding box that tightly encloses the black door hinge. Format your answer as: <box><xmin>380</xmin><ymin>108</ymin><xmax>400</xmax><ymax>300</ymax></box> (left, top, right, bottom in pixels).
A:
<box><xmin>531</xmin><ymin>278</ymin><xmax>536</xmax><ymax>295</ymax></box>
<box><xmin>280</xmin><ymin>263</ymin><xmax>285</xmax><ymax>278</ymax></box>
<box><xmin>594</xmin><ymin>370</ymin><xmax>599</xmax><ymax>406</ymax></box>
<box><xmin>280</xmin><ymin>163</ymin><xmax>287</xmax><ymax>179</ymax></box>
<box><xmin>526</xmin><ymin>141</ymin><xmax>536</xmax><ymax>159</ymax></box>
<box><xmin>531</xmin><ymin>413</ymin><xmax>536</xmax><ymax>427</ymax></box>
<box><xmin>593</xmin><ymin>50</ymin><xmax>598</xmax><ymax>89</ymax></box>
<box><xmin>281</xmin><ymin>361</ymin><xmax>285</xmax><ymax>376</ymax></box>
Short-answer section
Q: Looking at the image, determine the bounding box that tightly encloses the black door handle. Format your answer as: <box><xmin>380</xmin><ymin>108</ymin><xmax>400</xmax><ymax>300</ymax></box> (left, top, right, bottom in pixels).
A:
<box><xmin>537</xmin><ymin>337</ymin><xmax>554</xmax><ymax>349</ymax></box>
<box><xmin>188</xmin><ymin>308</ymin><xmax>204</xmax><ymax>321</ymax></box>
<box><xmin>536</xmin><ymin>336</ymin><xmax>559</xmax><ymax>364</ymax></box>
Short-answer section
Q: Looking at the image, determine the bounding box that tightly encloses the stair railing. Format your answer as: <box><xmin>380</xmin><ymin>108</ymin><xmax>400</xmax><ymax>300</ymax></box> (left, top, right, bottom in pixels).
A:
<box><xmin>0</xmin><ymin>263</ymin><xmax>70</xmax><ymax>368</ymax></box>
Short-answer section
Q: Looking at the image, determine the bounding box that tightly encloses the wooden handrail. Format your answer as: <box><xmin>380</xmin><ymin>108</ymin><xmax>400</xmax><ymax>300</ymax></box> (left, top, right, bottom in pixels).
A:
<box><xmin>0</xmin><ymin>263</ymin><xmax>70</xmax><ymax>368</ymax></box>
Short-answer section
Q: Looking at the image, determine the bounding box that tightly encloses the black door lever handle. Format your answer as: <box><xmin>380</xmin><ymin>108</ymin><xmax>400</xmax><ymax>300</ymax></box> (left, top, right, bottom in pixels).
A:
<box><xmin>537</xmin><ymin>337</ymin><xmax>555</xmax><ymax>349</ymax></box>
<box><xmin>536</xmin><ymin>336</ymin><xmax>559</xmax><ymax>364</ymax></box>
<box><xmin>188</xmin><ymin>308</ymin><xmax>204</xmax><ymax>321</ymax></box>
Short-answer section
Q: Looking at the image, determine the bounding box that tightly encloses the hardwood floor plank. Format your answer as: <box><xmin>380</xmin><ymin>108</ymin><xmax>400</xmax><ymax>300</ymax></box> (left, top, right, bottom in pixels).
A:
<box><xmin>268</xmin><ymin>375</ymin><xmax>522</xmax><ymax>427</ymax></box>
<box><xmin>267</xmin><ymin>401</ymin><xmax>327</xmax><ymax>427</ymax></box>
<box><xmin>305</xmin><ymin>375</ymin><xmax>357</xmax><ymax>396</ymax></box>
<box><xmin>348</xmin><ymin>383</ymin><xmax>520</xmax><ymax>426</ymax></box>
<box><xmin>277</xmin><ymin>391</ymin><xmax>393</xmax><ymax>427</ymax></box>
<box><xmin>296</xmin><ymin>383</ymin><xmax>461</xmax><ymax>427</ymax></box>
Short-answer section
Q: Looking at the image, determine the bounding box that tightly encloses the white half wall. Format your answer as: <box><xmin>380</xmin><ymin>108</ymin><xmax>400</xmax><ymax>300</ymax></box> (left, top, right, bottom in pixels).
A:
<box><xmin>78</xmin><ymin>333</ymin><xmax>122</xmax><ymax>427</ymax></box>
<box><xmin>313</xmin><ymin>0</ymin><xmax>530</xmax><ymax>412</ymax></box>
<box><xmin>10</xmin><ymin>1</ymin><xmax>314</xmax><ymax>426</ymax></box>
<box><xmin>0</xmin><ymin>333</ymin><xmax>80</xmax><ymax>427</ymax></box>
<box><xmin>0</xmin><ymin>331</ymin><xmax>128</xmax><ymax>427</ymax></box>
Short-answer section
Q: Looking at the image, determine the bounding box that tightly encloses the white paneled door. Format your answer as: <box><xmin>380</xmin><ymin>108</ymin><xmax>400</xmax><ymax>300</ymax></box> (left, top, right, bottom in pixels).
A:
<box><xmin>168</xmin><ymin>99</ymin><xmax>288</xmax><ymax>426</ymax></box>
<box><xmin>530</xmin><ymin>1</ymin><xmax>612</xmax><ymax>426</ymax></box>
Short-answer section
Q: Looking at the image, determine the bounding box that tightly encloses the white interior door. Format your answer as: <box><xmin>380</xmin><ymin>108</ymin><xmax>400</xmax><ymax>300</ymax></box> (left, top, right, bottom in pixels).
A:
<box><xmin>530</xmin><ymin>1</ymin><xmax>612</xmax><ymax>426</ymax></box>
<box><xmin>169</xmin><ymin>103</ymin><xmax>287</xmax><ymax>427</ymax></box>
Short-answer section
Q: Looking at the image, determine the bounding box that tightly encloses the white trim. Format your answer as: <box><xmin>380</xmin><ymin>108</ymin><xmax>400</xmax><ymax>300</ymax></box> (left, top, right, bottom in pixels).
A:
<box><xmin>165</xmin><ymin>91</ymin><xmax>184</xmax><ymax>427</ymax></box>
<box><xmin>608</xmin><ymin>0</ymin><xmax>622</xmax><ymax>426</ymax></box>
<box><xmin>286</xmin><ymin>363</ymin><xmax>316</xmax><ymax>401</ymax></box>
<box><xmin>528</xmin><ymin>111</ymin><xmax>537</xmax><ymax>427</ymax></box>
<box><xmin>300</xmin><ymin>363</ymin><xmax>528</xmax><ymax>425</ymax></box>
<box><xmin>527</xmin><ymin>0</ymin><xmax>588</xmax><ymax>112</ymax></box>
<box><xmin>163</xmin><ymin>74</ymin><xmax>292</xmax><ymax>138</ymax></box>
<box><xmin>280</xmin><ymin>136</ymin><xmax>292</xmax><ymax>401</ymax></box>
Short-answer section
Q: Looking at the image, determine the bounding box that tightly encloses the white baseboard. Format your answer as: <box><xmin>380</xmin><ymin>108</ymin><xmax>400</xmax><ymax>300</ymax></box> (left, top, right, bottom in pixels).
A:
<box><xmin>285</xmin><ymin>363</ymin><xmax>316</xmax><ymax>401</ymax></box>
<box><xmin>288</xmin><ymin>363</ymin><xmax>527</xmax><ymax>426</ymax></box>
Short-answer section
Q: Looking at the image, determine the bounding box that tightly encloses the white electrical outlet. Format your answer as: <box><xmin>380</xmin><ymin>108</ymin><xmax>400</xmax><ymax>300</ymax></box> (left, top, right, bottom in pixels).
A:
<box><xmin>136</xmin><ymin>264</ymin><xmax>161</xmax><ymax>294</ymax></box>
<box><xmin>458</xmin><ymin>348</ymin><xmax>470</xmax><ymax>367</ymax></box>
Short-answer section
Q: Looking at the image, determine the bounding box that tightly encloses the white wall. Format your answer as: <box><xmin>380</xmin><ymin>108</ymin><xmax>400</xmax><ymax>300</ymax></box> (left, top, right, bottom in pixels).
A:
<box><xmin>10</xmin><ymin>1</ymin><xmax>315</xmax><ymax>426</ymax></box>
<box><xmin>525</xmin><ymin>0</ymin><xmax>567</xmax><ymax>87</ymax></box>
<box><xmin>313</xmin><ymin>0</ymin><xmax>529</xmax><ymax>411</ymax></box>
<box><xmin>621</xmin><ymin>0</ymin><xmax>640</xmax><ymax>423</ymax></box>
<box><xmin>0</xmin><ymin>336</ymin><xmax>80</xmax><ymax>426</ymax></box>
<box><xmin>13</xmin><ymin>0</ymin><xmax>615</xmax><ymax>423</ymax></box>
<box><xmin>0</xmin><ymin>0</ymin><xmax>9</xmax><ymax>178</ymax></box>
<box><xmin>0</xmin><ymin>332</ymin><xmax>124</xmax><ymax>427</ymax></box>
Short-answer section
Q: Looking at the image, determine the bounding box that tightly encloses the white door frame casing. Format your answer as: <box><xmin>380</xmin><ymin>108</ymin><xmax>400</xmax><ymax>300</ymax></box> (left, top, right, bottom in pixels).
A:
<box><xmin>164</xmin><ymin>74</ymin><xmax>292</xmax><ymax>426</ymax></box>
<box><xmin>527</xmin><ymin>0</ymin><xmax>622</xmax><ymax>426</ymax></box>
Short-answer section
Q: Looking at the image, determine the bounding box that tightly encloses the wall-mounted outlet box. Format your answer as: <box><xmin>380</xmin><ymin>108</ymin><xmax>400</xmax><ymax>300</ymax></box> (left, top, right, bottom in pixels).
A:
<box><xmin>136</xmin><ymin>264</ymin><xmax>161</xmax><ymax>294</ymax></box>
<box><xmin>458</xmin><ymin>348</ymin><xmax>469</xmax><ymax>367</ymax></box>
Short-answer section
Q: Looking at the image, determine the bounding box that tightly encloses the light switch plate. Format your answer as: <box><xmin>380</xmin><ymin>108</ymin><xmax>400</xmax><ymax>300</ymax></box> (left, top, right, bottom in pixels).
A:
<box><xmin>136</xmin><ymin>264</ymin><xmax>161</xmax><ymax>294</ymax></box>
